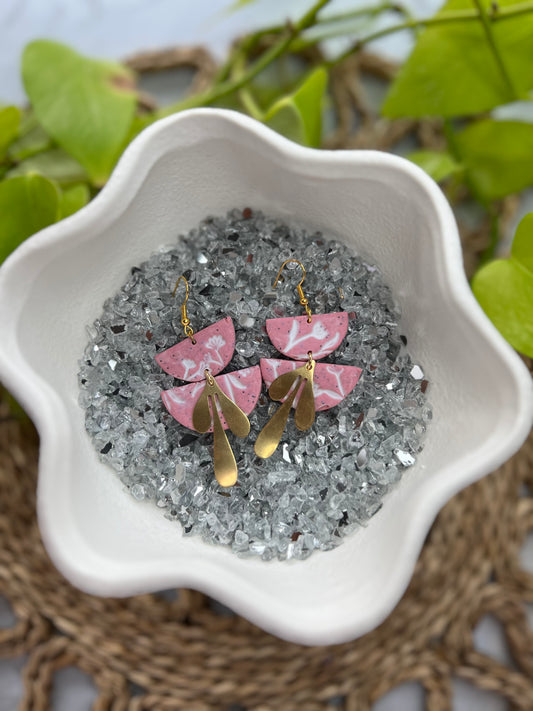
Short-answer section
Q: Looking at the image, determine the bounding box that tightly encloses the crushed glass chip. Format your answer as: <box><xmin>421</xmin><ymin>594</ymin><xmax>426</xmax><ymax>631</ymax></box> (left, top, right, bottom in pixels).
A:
<box><xmin>356</xmin><ymin>448</ymin><xmax>368</xmax><ymax>468</ymax></box>
<box><xmin>131</xmin><ymin>483</ymin><xmax>146</xmax><ymax>500</ymax></box>
<box><xmin>394</xmin><ymin>449</ymin><xmax>416</xmax><ymax>467</ymax></box>
<box><xmin>236</xmin><ymin>341</ymin><xmax>255</xmax><ymax>358</ymax></box>
<box><xmin>410</xmin><ymin>365</ymin><xmax>424</xmax><ymax>380</ymax></box>
<box><xmin>79</xmin><ymin>209</ymin><xmax>431</xmax><ymax>561</ymax></box>
<box><xmin>282</xmin><ymin>443</ymin><xmax>292</xmax><ymax>463</ymax></box>
<box><xmin>238</xmin><ymin>314</ymin><xmax>255</xmax><ymax>329</ymax></box>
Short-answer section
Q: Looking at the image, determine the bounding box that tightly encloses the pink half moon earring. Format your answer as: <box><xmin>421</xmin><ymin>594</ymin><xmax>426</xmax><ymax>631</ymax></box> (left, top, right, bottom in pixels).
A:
<box><xmin>156</xmin><ymin>276</ymin><xmax>262</xmax><ymax>487</ymax></box>
<box><xmin>254</xmin><ymin>259</ymin><xmax>362</xmax><ymax>459</ymax></box>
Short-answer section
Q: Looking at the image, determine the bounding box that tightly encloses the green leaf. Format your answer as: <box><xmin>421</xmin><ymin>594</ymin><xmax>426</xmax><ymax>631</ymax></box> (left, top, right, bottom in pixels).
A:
<box><xmin>120</xmin><ymin>113</ymin><xmax>151</xmax><ymax>150</ymax></box>
<box><xmin>511</xmin><ymin>211</ymin><xmax>533</xmax><ymax>272</ymax></box>
<box><xmin>7</xmin><ymin>149</ymin><xmax>88</xmax><ymax>185</ymax></box>
<box><xmin>0</xmin><ymin>106</ymin><xmax>21</xmax><ymax>157</ymax></box>
<box><xmin>407</xmin><ymin>150</ymin><xmax>462</xmax><ymax>182</ymax></box>
<box><xmin>0</xmin><ymin>385</ymin><xmax>28</xmax><ymax>421</ymax></box>
<box><xmin>22</xmin><ymin>40</ymin><xmax>137</xmax><ymax>185</ymax></box>
<box><xmin>472</xmin><ymin>212</ymin><xmax>533</xmax><ymax>357</ymax></box>
<box><xmin>0</xmin><ymin>174</ymin><xmax>59</xmax><ymax>264</ymax></box>
<box><xmin>383</xmin><ymin>0</ymin><xmax>533</xmax><ymax>118</ymax></box>
<box><xmin>265</xmin><ymin>67</ymin><xmax>327</xmax><ymax>147</ymax></box>
<box><xmin>454</xmin><ymin>119</ymin><xmax>533</xmax><ymax>200</ymax></box>
<box><xmin>59</xmin><ymin>183</ymin><xmax>90</xmax><ymax>219</ymax></box>
<box><xmin>7</xmin><ymin>120</ymin><xmax>52</xmax><ymax>161</ymax></box>
<box><xmin>250</xmin><ymin>57</ymin><xmax>313</xmax><ymax>111</ymax></box>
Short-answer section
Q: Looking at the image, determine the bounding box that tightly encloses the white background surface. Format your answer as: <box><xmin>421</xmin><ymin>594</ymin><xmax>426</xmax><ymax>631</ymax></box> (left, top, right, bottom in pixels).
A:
<box><xmin>0</xmin><ymin>0</ymin><xmax>532</xmax><ymax>708</ymax></box>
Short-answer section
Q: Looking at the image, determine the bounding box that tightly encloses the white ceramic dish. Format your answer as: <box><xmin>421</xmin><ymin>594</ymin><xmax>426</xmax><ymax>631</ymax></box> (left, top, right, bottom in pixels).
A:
<box><xmin>0</xmin><ymin>109</ymin><xmax>531</xmax><ymax>645</ymax></box>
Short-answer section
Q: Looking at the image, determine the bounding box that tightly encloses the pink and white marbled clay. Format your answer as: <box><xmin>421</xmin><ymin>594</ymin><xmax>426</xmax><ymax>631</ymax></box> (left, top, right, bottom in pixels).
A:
<box><xmin>265</xmin><ymin>313</ymin><xmax>349</xmax><ymax>360</ymax></box>
<box><xmin>155</xmin><ymin>316</ymin><xmax>235</xmax><ymax>382</ymax></box>
<box><xmin>161</xmin><ymin>366</ymin><xmax>262</xmax><ymax>432</ymax></box>
<box><xmin>260</xmin><ymin>359</ymin><xmax>361</xmax><ymax>412</ymax></box>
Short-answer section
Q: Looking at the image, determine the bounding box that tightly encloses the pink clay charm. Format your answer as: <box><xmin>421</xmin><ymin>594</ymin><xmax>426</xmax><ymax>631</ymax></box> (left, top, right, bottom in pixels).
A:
<box><xmin>254</xmin><ymin>259</ymin><xmax>362</xmax><ymax>459</ymax></box>
<box><xmin>155</xmin><ymin>278</ymin><xmax>259</xmax><ymax>487</ymax></box>
<box><xmin>265</xmin><ymin>312</ymin><xmax>349</xmax><ymax>360</ymax></box>
<box><xmin>156</xmin><ymin>316</ymin><xmax>235</xmax><ymax>382</ymax></box>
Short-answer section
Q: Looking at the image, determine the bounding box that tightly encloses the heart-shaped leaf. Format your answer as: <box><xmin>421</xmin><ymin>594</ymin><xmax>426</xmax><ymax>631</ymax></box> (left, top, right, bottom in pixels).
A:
<box><xmin>7</xmin><ymin>149</ymin><xmax>88</xmax><ymax>185</ymax></box>
<box><xmin>59</xmin><ymin>184</ymin><xmax>90</xmax><ymax>219</ymax></box>
<box><xmin>454</xmin><ymin>119</ymin><xmax>533</xmax><ymax>201</ymax></box>
<box><xmin>0</xmin><ymin>174</ymin><xmax>59</xmax><ymax>264</ymax></box>
<box><xmin>472</xmin><ymin>212</ymin><xmax>533</xmax><ymax>357</ymax></box>
<box><xmin>8</xmin><ymin>111</ymin><xmax>52</xmax><ymax>161</ymax></box>
<box><xmin>22</xmin><ymin>40</ymin><xmax>137</xmax><ymax>186</ymax></box>
<box><xmin>0</xmin><ymin>106</ymin><xmax>21</xmax><ymax>157</ymax></box>
<box><xmin>407</xmin><ymin>150</ymin><xmax>462</xmax><ymax>182</ymax></box>
<box><xmin>265</xmin><ymin>67</ymin><xmax>327</xmax><ymax>147</ymax></box>
<box><xmin>383</xmin><ymin>0</ymin><xmax>533</xmax><ymax>118</ymax></box>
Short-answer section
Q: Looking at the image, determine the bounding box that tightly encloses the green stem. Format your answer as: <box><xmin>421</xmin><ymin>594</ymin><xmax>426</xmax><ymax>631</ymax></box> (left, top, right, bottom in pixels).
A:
<box><xmin>238</xmin><ymin>88</ymin><xmax>265</xmax><ymax>120</ymax></box>
<box><xmin>444</xmin><ymin>119</ymin><xmax>502</xmax><ymax>266</ymax></box>
<box><xmin>444</xmin><ymin>118</ymin><xmax>483</xmax><ymax>203</ymax></box>
<box><xmin>155</xmin><ymin>0</ymin><xmax>332</xmax><ymax>119</ymax></box>
<box><xmin>293</xmin><ymin>6</ymin><xmax>401</xmax><ymax>49</ymax></box>
<box><xmin>479</xmin><ymin>209</ymin><xmax>501</xmax><ymax>265</ymax></box>
<box><xmin>443</xmin><ymin>119</ymin><xmax>460</xmax><ymax>163</ymax></box>
<box><xmin>331</xmin><ymin>0</ymin><xmax>533</xmax><ymax>66</ymax></box>
<box><xmin>154</xmin><ymin>0</ymin><xmax>533</xmax><ymax>118</ymax></box>
<box><xmin>293</xmin><ymin>1</ymin><xmax>419</xmax><ymax>49</ymax></box>
<box><xmin>213</xmin><ymin>46</ymin><xmax>243</xmax><ymax>85</ymax></box>
<box><xmin>313</xmin><ymin>1</ymin><xmax>405</xmax><ymax>26</ymax></box>
<box><xmin>471</xmin><ymin>0</ymin><xmax>518</xmax><ymax>100</ymax></box>
<box><xmin>220</xmin><ymin>2</ymin><xmax>413</xmax><ymax>68</ymax></box>
<box><xmin>232</xmin><ymin>52</ymin><xmax>265</xmax><ymax>121</ymax></box>
<box><xmin>234</xmin><ymin>2</ymin><xmax>407</xmax><ymax>49</ymax></box>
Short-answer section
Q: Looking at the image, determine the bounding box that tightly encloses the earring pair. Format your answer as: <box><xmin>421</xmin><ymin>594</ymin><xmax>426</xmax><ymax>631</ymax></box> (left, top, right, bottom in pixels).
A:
<box><xmin>155</xmin><ymin>261</ymin><xmax>361</xmax><ymax>487</ymax></box>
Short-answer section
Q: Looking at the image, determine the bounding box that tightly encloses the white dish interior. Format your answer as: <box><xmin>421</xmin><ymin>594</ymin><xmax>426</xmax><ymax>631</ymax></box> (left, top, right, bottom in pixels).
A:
<box><xmin>0</xmin><ymin>109</ymin><xmax>531</xmax><ymax>645</ymax></box>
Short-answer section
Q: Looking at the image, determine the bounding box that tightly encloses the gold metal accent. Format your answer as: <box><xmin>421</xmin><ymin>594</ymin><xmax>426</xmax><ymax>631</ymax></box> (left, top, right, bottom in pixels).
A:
<box><xmin>254</xmin><ymin>358</ymin><xmax>316</xmax><ymax>459</ymax></box>
<box><xmin>192</xmin><ymin>370</ymin><xmax>251</xmax><ymax>486</ymax></box>
<box><xmin>294</xmin><ymin>376</ymin><xmax>315</xmax><ymax>431</ymax></box>
<box><xmin>172</xmin><ymin>275</ymin><xmax>196</xmax><ymax>343</ymax></box>
<box><xmin>211</xmin><ymin>403</ymin><xmax>238</xmax><ymax>488</ymax></box>
<box><xmin>273</xmin><ymin>259</ymin><xmax>312</xmax><ymax>323</ymax></box>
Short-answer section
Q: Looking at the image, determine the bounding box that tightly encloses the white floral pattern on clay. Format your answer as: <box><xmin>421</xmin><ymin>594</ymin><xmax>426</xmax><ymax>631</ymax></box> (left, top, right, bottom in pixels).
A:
<box><xmin>161</xmin><ymin>366</ymin><xmax>262</xmax><ymax>431</ymax></box>
<box><xmin>265</xmin><ymin>313</ymin><xmax>349</xmax><ymax>360</ymax></box>
<box><xmin>155</xmin><ymin>317</ymin><xmax>235</xmax><ymax>382</ymax></box>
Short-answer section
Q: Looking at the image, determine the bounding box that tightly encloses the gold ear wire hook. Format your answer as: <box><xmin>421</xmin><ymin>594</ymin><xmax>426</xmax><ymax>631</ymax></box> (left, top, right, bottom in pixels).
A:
<box><xmin>172</xmin><ymin>275</ymin><xmax>196</xmax><ymax>344</ymax></box>
<box><xmin>273</xmin><ymin>259</ymin><xmax>312</xmax><ymax>322</ymax></box>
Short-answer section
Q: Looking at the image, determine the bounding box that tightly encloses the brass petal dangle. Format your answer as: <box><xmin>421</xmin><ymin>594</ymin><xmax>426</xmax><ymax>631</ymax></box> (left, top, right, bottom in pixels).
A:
<box><xmin>255</xmin><ymin>354</ymin><xmax>316</xmax><ymax>459</ymax></box>
<box><xmin>255</xmin><ymin>259</ymin><xmax>363</xmax><ymax>459</ymax></box>
<box><xmin>192</xmin><ymin>369</ymin><xmax>251</xmax><ymax>487</ymax></box>
<box><xmin>156</xmin><ymin>276</ymin><xmax>261</xmax><ymax>486</ymax></box>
